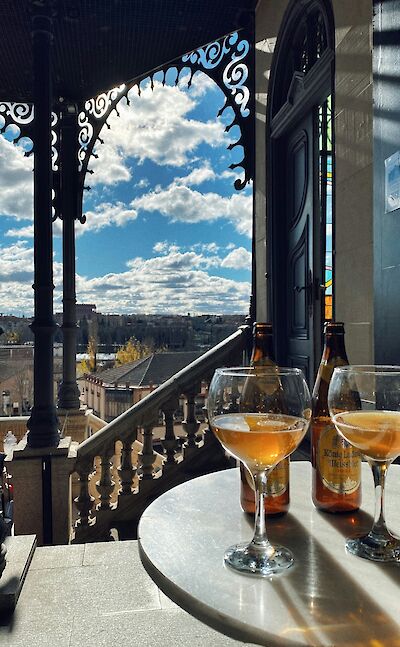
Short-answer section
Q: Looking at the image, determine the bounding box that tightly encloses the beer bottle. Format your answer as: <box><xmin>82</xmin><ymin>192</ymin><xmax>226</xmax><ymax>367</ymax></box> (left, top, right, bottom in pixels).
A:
<box><xmin>240</xmin><ymin>322</ymin><xmax>290</xmax><ymax>516</ymax></box>
<box><xmin>311</xmin><ymin>321</ymin><xmax>361</xmax><ymax>512</ymax></box>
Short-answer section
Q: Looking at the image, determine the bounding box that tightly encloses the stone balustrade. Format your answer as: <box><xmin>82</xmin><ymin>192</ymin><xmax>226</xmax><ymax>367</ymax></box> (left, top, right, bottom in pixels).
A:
<box><xmin>72</xmin><ymin>325</ymin><xmax>249</xmax><ymax>542</ymax></box>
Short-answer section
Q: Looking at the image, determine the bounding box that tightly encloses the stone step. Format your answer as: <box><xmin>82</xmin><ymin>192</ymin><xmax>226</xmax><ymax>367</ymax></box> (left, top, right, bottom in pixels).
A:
<box><xmin>0</xmin><ymin>540</ymin><xmax>256</xmax><ymax>646</ymax></box>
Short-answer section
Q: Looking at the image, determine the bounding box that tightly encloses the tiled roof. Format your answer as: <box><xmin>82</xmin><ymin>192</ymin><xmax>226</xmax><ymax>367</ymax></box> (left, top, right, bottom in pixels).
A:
<box><xmin>93</xmin><ymin>352</ymin><xmax>202</xmax><ymax>388</ymax></box>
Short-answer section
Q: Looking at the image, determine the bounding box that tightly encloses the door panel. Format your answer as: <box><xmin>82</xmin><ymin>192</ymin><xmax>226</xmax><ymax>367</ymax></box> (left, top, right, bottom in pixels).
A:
<box><xmin>279</xmin><ymin>112</ymin><xmax>319</xmax><ymax>384</ymax></box>
<box><xmin>289</xmin><ymin>220</ymin><xmax>308</xmax><ymax>336</ymax></box>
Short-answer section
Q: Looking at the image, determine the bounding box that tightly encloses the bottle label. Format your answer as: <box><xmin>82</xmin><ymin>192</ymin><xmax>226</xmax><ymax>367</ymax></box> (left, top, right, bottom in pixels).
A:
<box><xmin>317</xmin><ymin>426</ymin><xmax>361</xmax><ymax>494</ymax></box>
<box><xmin>243</xmin><ymin>459</ymin><xmax>289</xmax><ymax>497</ymax></box>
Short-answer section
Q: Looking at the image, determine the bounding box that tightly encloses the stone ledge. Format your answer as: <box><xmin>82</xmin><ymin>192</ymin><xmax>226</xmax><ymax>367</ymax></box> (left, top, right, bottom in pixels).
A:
<box><xmin>9</xmin><ymin>437</ymin><xmax>72</xmax><ymax>459</ymax></box>
<box><xmin>0</xmin><ymin>535</ymin><xmax>36</xmax><ymax>614</ymax></box>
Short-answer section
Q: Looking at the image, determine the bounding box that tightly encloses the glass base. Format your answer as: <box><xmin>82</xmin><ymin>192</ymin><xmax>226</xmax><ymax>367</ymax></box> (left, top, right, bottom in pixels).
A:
<box><xmin>224</xmin><ymin>541</ymin><xmax>293</xmax><ymax>577</ymax></box>
<box><xmin>346</xmin><ymin>534</ymin><xmax>400</xmax><ymax>562</ymax></box>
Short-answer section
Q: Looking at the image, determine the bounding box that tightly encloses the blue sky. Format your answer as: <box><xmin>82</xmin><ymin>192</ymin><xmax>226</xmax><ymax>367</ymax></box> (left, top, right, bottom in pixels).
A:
<box><xmin>0</xmin><ymin>70</ymin><xmax>252</xmax><ymax>316</ymax></box>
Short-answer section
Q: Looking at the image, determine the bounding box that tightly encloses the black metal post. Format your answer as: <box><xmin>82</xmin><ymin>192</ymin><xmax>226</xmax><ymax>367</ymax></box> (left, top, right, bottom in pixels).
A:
<box><xmin>248</xmin><ymin>14</ymin><xmax>256</xmax><ymax>326</ymax></box>
<box><xmin>57</xmin><ymin>105</ymin><xmax>81</xmax><ymax>410</ymax></box>
<box><xmin>27</xmin><ymin>3</ymin><xmax>60</xmax><ymax>448</ymax></box>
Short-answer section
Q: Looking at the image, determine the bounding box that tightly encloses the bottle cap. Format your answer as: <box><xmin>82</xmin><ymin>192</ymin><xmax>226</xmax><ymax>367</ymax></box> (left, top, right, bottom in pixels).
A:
<box><xmin>252</xmin><ymin>322</ymin><xmax>273</xmax><ymax>335</ymax></box>
<box><xmin>324</xmin><ymin>321</ymin><xmax>345</xmax><ymax>334</ymax></box>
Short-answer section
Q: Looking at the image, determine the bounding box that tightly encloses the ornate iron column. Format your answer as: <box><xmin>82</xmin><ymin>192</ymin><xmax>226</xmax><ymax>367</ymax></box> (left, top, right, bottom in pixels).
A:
<box><xmin>27</xmin><ymin>1</ymin><xmax>60</xmax><ymax>448</ymax></box>
<box><xmin>57</xmin><ymin>104</ymin><xmax>82</xmax><ymax>411</ymax></box>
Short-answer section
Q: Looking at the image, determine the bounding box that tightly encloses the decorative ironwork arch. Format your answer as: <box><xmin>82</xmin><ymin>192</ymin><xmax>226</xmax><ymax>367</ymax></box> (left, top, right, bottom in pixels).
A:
<box><xmin>269</xmin><ymin>0</ymin><xmax>334</xmax><ymax>119</ymax></box>
<box><xmin>0</xmin><ymin>28</ymin><xmax>254</xmax><ymax>223</ymax></box>
<box><xmin>77</xmin><ymin>27</ymin><xmax>254</xmax><ymax>222</ymax></box>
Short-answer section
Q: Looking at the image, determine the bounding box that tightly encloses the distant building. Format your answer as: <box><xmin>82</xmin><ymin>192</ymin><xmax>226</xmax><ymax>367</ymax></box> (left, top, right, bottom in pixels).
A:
<box><xmin>80</xmin><ymin>351</ymin><xmax>204</xmax><ymax>423</ymax></box>
<box><xmin>55</xmin><ymin>303</ymin><xmax>97</xmax><ymax>325</ymax></box>
<box><xmin>75</xmin><ymin>304</ymin><xmax>97</xmax><ymax>321</ymax></box>
<box><xmin>0</xmin><ymin>346</ymin><xmax>34</xmax><ymax>415</ymax></box>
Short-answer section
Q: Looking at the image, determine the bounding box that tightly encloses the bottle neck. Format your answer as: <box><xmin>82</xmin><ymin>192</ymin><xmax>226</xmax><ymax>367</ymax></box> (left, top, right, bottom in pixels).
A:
<box><xmin>321</xmin><ymin>334</ymin><xmax>348</xmax><ymax>363</ymax></box>
<box><xmin>251</xmin><ymin>334</ymin><xmax>275</xmax><ymax>365</ymax></box>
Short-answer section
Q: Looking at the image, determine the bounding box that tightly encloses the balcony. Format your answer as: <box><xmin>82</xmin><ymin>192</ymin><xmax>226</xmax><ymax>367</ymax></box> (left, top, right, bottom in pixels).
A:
<box><xmin>0</xmin><ymin>326</ymin><xmax>257</xmax><ymax>644</ymax></box>
<box><xmin>0</xmin><ymin>327</ymin><xmax>247</xmax><ymax>550</ymax></box>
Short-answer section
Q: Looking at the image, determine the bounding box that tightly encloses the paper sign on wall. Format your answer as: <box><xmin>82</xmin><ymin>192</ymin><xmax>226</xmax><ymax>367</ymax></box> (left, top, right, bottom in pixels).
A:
<box><xmin>385</xmin><ymin>151</ymin><xmax>400</xmax><ymax>213</ymax></box>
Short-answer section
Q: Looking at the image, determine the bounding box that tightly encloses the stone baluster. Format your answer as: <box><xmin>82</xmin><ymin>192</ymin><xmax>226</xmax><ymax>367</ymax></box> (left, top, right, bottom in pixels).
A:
<box><xmin>118</xmin><ymin>435</ymin><xmax>136</xmax><ymax>495</ymax></box>
<box><xmin>161</xmin><ymin>398</ymin><xmax>180</xmax><ymax>466</ymax></box>
<box><xmin>96</xmin><ymin>445</ymin><xmax>115</xmax><ymax>510</ymax></box>
<box><xmin>74</xmin><ymin>457</ymin><xmax>95</xmax><ymax>528</ymax></box>
<box><xmin>182</xmin><ymin>385</ymin><xmax>201</xmax><ymax>455</ymax></box>
<box><xmin>138</xmin><ymin>421</ymin><xmax>157</xmax><ymax>480</ymax></box>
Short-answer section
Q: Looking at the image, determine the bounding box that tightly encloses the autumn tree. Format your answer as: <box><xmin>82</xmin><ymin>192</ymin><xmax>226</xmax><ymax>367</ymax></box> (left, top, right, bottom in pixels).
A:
<box><xmin>115</xmin><ymin>336</ymin><xmax>155</xmax><ymax>366</ymax></box>
<box><xmin>79</xmin><ymin>336</ymin><xmax>98</xmax><ymax>374</ymax></box>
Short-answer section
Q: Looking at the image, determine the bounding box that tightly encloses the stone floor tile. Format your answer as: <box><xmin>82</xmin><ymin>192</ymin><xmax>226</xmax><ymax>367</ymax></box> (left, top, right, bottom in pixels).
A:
<box><xmin>70</xmin><ymin>607</ymin><xmax>246</xmax><ymax>647</ymax></box>
<box><xmin>0</xmin><ymin>613</ymin><xmax>72</xmax><ymax>647</ymax></box>
<box><xmin>83</xmin><ymin>539</ymin><xmax>138</xmax><ymax>566</ymax></box>
<box><xmin>158</xmin><ymin>588</ymin><xmax>181</xmax><ymax>610</ymax></box>
<box><xmin>29</xmin><ymin>544</ymin><xmax>85</xmax><ymax>570</ymax></box>
<box><xmin>16</xmin><ymin>559</ymin><xmax>161</xmax><ymax>620</ymax></box>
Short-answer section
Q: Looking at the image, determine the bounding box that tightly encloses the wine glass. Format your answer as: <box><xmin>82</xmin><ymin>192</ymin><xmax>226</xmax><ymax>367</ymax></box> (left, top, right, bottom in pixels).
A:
<box><xmin>207</xmin><ymin>366</ymin><xmax>311</xmax><ymax>576</ymax></box>
<box><xmin>328</xmin><ymin>365</ymin><xmax>400</xmax><ymax>562</ymax></box>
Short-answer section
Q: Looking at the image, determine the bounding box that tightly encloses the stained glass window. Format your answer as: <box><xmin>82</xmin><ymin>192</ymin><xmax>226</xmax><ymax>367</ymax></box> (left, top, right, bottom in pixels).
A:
<box><xmin>319</xmin><ymin>95</ymin><xmax>333</xmax><ymax>321</ymax></box>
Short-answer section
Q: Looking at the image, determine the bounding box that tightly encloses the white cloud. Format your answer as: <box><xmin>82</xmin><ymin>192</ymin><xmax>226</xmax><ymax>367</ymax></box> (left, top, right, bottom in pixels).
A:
<box><xmin>197</xmin><ymin>242</ymin><xmax>220</xmax><ymax>254</ymax></box>
<box><xmin>78</xmin><ymin>202</ymin><xmax>138</xmax><ymax>234</ymax></box>
<box><xmin>179</xmin><ymin>71</ymin><xmax>218</xmax><ymax>98</ymax></box>
<box><xmin>221</xmin><ymin>247</ymin><xmax>252</xmax><ymax>270</ymax></box>
<box><xmin>5</xmin><ymin>224</ymin><xmax>34</xmax><ymax>238</ymax></box>
<box><xmin>0</xmin><ymin>136</ymin><xmax>33</xmax><ymax>221</ymax></box>
<box><xmin>0</xmin><ymin>242</ymin><xmax>250</xmax><ymax>317</ymax></box>
<box><xmin>175</xmin><ymin>163</ymin><xmax>216</xmax><ymax>186</ymax></box>
<box><xmin>88</xmin><ymin>79</ymin><xmax>227</xmax><ymax>186</ymax></box>
<box><xmin>76</xmin><ymin>250</ymin><xmax>250</xmax><ymax>315</ymax></box>
<box><xmin>136</xmin><ymin>178</ymin><xmax>150</xmax><ymax>189</ymax></box>
<box><xmin>153</xmin><ymin>242</ymin><xmax>180</xmax><ymax>255</ymax></box>
<box><xmin>131</xmin><ymin>183</ymin><xmax>252</xmax><ymax>237</ymax></box>
<box><xmin>0</xmin><ymin>241</ymin><xmax>63</xmax><ymax>315</ymax></box>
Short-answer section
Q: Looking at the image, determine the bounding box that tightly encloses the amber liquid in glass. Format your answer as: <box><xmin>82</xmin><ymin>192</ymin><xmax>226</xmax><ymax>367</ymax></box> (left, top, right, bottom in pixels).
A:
<box><xmin>240</xmin><ymin>322</ymin><xmax>290</xmax><ymax>516</ymax></box>
<box><xmin>333</xmin><ymin>411</ymin><xmax>400</xmax><ymax>461</ymax></box>
<box><xmin>212</xmin><ymin>413</ymin><xmax>307</xmax><ymax>469</ymax></box>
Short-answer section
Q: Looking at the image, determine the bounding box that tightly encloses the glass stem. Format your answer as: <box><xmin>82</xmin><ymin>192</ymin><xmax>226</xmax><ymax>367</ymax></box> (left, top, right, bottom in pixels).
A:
<box><xmin>251</xmin><ymin>469</ymin><xmax>274</xmax><ymax>555</ymax></box>
<box><xmin>367</xmin><ymin>459</ymin><xmax>393</xmax><ymax>541</ymax></box>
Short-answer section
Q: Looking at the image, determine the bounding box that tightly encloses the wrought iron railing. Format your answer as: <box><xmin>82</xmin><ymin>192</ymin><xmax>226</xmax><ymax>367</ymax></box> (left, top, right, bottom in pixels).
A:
<box><xmin>72</xmin><ymin>325</ymin><xmax>250</xmax><ymax>542</ymax></box>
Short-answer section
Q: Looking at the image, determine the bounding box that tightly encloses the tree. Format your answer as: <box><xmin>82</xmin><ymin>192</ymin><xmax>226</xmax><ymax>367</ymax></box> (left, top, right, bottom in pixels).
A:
<box><xmin>79</xmin><ymin>336</ymin><xmax>97</xmax><ymax>374</ymax></box>
<box><xmin>115</xmin><ymin>336</ymin><xmax>154</xmax><ymax>366</ymax></box>
<box><xmin>5</xmin><ymin>330</ymin><xmax>22</xmax><ymax>344</ymax></box>
<box><xmin>10</xmin><ymin>367</ymin><xmax>33</xmax><ymax>413</ymax></box>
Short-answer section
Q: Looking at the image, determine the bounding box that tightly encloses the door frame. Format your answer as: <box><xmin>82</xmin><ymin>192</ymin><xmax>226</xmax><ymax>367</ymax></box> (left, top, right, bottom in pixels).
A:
<box><xmin>266</xmin><ymin>0</ymin><xmax>335</xmax><ymax>379</ymax></box>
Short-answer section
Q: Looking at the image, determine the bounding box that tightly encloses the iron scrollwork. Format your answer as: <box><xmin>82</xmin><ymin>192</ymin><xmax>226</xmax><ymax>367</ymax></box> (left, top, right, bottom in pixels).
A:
<box><xmin>0</xmin><ymin>102</ymin><xmax>60</xmax><ymax>217</ymax></box>
<box><xmin>77</xmin><ymin>29</ymin><xmax>254</xmax><ymax>196</ymax></box>
<box><xmin>183</xmin><ymin>32</ymin><xmax>250</xmax><ymax>118</ymax></box>
<box><xmin>181</xmin><ymin>29</ymin><xmax>254</xmax><ymax>188</ymax></box>
<box><xmin>78</xmin><ymin>84</ymin><xmax>126</xmax><ymax>173</ymax></box>
<box><xmin>0</xmin><ymin>102</ymin><xmax>58</xmax><ymax>171</ymax></box>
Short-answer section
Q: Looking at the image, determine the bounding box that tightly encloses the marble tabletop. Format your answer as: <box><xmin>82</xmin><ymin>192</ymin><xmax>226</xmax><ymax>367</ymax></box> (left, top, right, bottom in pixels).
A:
<box><xmin>138</xmin><ymin>462</ymin><xmax>400</xmax><ymax>646</ymax></box>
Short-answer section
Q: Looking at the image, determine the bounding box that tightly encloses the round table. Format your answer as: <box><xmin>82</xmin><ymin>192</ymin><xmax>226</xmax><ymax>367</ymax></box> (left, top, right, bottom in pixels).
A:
<box><xmin>138</xmin><ymin>463</ymin><xmax>400</xmax><ymax>646</ymax></box>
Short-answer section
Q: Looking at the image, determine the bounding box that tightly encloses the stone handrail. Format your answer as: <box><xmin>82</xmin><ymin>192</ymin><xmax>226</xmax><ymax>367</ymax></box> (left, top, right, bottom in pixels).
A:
<box><xmin>77</xmin><ymin>325</ymin><xmax>249</xmax><ymax>460</ymax></box>
<box><xmin>0</xmin><ymin>417</ymin><xmax>29</xmax><ymax>451</ymax></box>
<box><xmin>72</xmin><ymin>325</ymin><xmax>250</xmax><ymax>542</ymax></box>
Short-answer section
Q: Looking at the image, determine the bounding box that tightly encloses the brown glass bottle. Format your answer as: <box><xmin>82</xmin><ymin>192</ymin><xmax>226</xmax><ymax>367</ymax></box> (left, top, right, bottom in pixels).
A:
<box><xmin>240</xmin><ymin>322</ymin><xmax>290</xmax><ymax>517</ymax></box>
<box><xmin>311</xmin><ymin>322</ymin><xmax>361</xmax><ymax>512</ymax></box>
